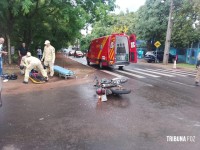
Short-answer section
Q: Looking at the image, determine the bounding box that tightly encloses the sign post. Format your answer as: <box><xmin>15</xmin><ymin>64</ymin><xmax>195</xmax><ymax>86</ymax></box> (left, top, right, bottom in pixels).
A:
<box><xmin>173</xmin><ymin>55</ymin><xmax>178</xmax><ymax>69</ymax></box>
<box><xmin>154</xmin><ymin>41</ymin><xmax>161</xmax><ymax>63</ymax></box>
<box><xmin>11</xmin><ymin>46</ymin><xmax>15</xmax><ymax>55</ymax></box>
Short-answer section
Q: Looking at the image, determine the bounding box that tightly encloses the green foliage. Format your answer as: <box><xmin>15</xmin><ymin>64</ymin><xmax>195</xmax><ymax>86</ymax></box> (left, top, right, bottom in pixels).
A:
<box><xmin>81</xmin><ymin>0</ymin><xmax>200</xmax><ymax>52</ymax></box>
<box><xmin>0</xmin><ymin>0</ymin><xmax>116</xmax><ymax>52</ymax></box>
<box><xmin>192</xmin><ymin>0</ymin><xmax>200</xmax><ymax>16</ymax></box>
<box><xmin>135</xmin><ymin>0</ymin><xmax>200</xmax><ymax>50</ymax></box>
<box><xmin>80</xmin><ymin>11</ymin><xmax>137</xmax><ymax>51</ymax></box>
<box><xmin>11</xmin><ymin>53</ymin><xmax>19</xmax><ymax>64</ymax></box>
<box><xmin>1</xmin><ymin>0</ymin><xmax>199</xmax><ymax>56</ymax></box>
<box><xmin>21</xmin><ymin>0</ymin><xmax>33</xmax><ymax>15</ymax></box>
<box><xmin>80</xmin><ymin>35</ymin><xmax>93</xmax><ymax>52</ymax></box>
<box><xmin>172</xmin><ymin>0</ymin><xmax>200</xmax><ymax>48</ymax></box>
<box><xmin>135</xmin><ymin>0</ymin><xmax>170</xmax><ymax>50</ymax></box>
<box><xmin>110</xmin><ymin>12</ymin><xmax>137</xmax><ymax>35</ymax></box>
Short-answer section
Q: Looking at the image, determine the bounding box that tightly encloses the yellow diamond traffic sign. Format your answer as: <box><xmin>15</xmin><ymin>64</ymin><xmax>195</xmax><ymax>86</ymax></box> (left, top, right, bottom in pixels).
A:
<box><xmin>154</xmin><ymin>41</ymin><xmax>161</xmax><ymax>48</ymax></box>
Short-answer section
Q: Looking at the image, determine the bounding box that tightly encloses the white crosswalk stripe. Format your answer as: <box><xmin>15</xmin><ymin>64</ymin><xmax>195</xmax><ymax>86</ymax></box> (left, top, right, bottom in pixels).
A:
<box><xmin>103</xmin><ymin>68</ymin><xmax>197</xmax><ymax>79</ymax></box>
<box><xmin>134</xmin><ymin>68</ymin><xmax>175</xmax><ymax>77</ymax></box>
<box><xmin>101</xmin><ymin>70</ymin><xmax>127</xmax><ymax>78</ymax></box>
<box><xmin>168</xmin><ymin>69</ymin><xmax>196</xmax><ymax>76</ymax></box>
<box><xmin>124</xmin><ymin>68</ymin><xmax>160</xmax><ymax>77</ymax></box>
<box><xmin>147</xmin><ymin>68</ymin><xmax>196</xmax><ymax>76</ymax></box>
<box><xmin>69</xmin><ymin>57</ymin><xmax>196</xmax><ymax>79</ymax></box>
<box><xmin>144</xmin><ymin>68</ymin><xmax>187</xmax><ymax>77</ymax></box>
<box><xmin>116</xmin><ymin>70</ymin><xmax>146</xmax><ymax>78</ymax></box>
<box><xmin>168</xmin><ymin>69</ymin><xmax>196</xmax><ymax>74</ymax></box>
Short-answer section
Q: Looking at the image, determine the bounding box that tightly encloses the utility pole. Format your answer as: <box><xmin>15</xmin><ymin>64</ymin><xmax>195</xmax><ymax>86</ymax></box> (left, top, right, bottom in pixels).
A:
<box><xmin>163</xmin><ymin>0</ymin><xmax>174</xmax><ymax>65</ymax></box>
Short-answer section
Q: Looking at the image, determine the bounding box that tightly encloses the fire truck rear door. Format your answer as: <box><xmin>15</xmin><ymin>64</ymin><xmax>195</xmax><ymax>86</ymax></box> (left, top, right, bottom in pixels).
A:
<box><xmin>129</xmin><ymin>34</ymin><xmax>137</xmax><ymax>63</ymax></box>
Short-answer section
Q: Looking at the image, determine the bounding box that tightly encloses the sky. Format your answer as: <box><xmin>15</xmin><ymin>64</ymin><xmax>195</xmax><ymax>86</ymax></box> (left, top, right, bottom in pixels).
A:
<box><xmin>114</xmin><ymin>0</ymin><xmax>146</xmax><ymax>13</ymax></box>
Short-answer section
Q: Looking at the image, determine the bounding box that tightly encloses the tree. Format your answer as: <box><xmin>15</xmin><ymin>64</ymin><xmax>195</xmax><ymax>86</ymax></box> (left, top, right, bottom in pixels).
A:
<box><xmin>110</xmin><ymin>12</ymin><xmax>137</xmax><ymax>35</ymax></box>
<box><xmin>80</xmin><ymin>11</ymin><xmax>137</xmax><ymax>51</ymax></box>
<box><xmin>135</xmin><ymin>0</ymin><xmax>200</xmax><ymax>50</ymax></box>
<box><xmin>135</xmin><ymin>0</ymin><xmax>172</xmax><ymax>51</ymax></box>
<box><xmin>169</xmin><ymin>0</ymin><xmax>200</xmax><ymax>48</ymax></box>
<box><xmin>0</xmin><ymin>0</ymin><xmax>116</xmax><ymax>64</ymax></box>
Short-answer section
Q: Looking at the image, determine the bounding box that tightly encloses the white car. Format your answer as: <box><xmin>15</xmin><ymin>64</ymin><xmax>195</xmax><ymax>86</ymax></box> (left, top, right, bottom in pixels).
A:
<box><xmin>69</xmin><ymin>50</ymin><xmax>75</xmax><ymax>56</ymax></box>
<box><xmin>62</xmin><ymin>48</ymin><xmax>70</xmax><ymax>54</ymax></box>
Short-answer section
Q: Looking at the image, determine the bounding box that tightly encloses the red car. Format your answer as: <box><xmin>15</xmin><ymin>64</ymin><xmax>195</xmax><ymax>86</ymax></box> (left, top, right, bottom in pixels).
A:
<box><xmin>74</xmin><ymin>51</ymin><xmax>84</xmax><ymax>58</ymax></box>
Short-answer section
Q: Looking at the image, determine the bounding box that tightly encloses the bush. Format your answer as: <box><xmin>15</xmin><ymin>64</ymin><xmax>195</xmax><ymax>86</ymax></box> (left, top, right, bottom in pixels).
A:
<box><xmin>12</xmin><ymin>54</ymin><xmax>19</xmax><ymax>64</ymax></box>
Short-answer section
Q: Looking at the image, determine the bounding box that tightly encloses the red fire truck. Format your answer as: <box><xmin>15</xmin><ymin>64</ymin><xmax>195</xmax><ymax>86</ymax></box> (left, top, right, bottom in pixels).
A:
<box><xmin>86</xmin><ymin>33</ymin><xmax>137</xmax><ymax>69</ymax></box>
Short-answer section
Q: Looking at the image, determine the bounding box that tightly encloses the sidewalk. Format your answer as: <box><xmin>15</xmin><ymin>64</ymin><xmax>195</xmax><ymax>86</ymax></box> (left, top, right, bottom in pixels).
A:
<box><xmin>2</xmin><ymin>53</ymin><xmax>96</xmax><ymax>95</ymax></box>
<box><xmin>137</xmin><ymin>59</ymin><xmax>196</xmax><ymax>71</ymax></box>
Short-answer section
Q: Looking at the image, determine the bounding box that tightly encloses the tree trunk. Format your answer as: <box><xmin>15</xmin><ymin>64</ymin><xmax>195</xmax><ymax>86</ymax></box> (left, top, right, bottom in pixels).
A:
<box><xmin>6</xmin><ymin>34</ymin><xmax>12</xmax><ymax>64</ymax></box>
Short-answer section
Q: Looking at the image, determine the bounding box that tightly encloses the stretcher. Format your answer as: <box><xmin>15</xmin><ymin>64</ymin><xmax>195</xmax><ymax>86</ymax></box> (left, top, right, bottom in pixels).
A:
<box><xmin>29</xmin><ymin>70</ymin><xmax>46</xmax><ymax>84</ymax></box>
<box><xmin>53</xmin><ymin>65</ymin><xmax>75</xmax><ymax>79</ymax></box>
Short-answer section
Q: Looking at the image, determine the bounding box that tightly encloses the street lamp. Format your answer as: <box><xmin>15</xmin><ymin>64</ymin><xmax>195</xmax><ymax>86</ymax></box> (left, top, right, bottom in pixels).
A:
<box><xmin>162</xmin><ymin>0</ymin><xmax>174</xmax><ymax>65</ymax></box>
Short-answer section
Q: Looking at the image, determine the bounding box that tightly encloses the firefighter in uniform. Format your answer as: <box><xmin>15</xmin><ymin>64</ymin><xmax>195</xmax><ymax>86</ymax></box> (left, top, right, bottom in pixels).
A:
<box><xmin>195</xmin><ymin>52</ymin><xmax>200</xmax><ymax>86</ymax></box>
<box><xmin>19</xmin><ymin>55</ymin><xmax>28</xmax><ymax>75</ymax></box>
<box><xmin>22</xmin><ymin>52</ymin><xmax>48</xmax><ymax>84</ymax></box>
<box><xmin>41</xmin><ymin>40</ymin><xmax>55</xmax><ymax>77</ymax></box>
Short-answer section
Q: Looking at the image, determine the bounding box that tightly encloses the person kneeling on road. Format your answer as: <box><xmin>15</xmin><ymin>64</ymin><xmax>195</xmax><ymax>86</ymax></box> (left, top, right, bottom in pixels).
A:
<box><xmin>22</xmin><ymin>52</ymin><xmax>48</xmax><ymax>84</ymax></box>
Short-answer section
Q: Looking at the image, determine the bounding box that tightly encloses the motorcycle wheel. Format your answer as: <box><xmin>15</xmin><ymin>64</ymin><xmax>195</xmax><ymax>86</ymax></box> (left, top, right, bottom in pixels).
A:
<box><xmin>110</xmin><ymin>87</ymin><xmax>131</xmax><ymax>94</ymax></box>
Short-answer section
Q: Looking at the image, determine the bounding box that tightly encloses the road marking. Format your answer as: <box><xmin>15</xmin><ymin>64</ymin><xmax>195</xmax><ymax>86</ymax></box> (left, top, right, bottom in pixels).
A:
<box><xmin>169</xmin><ymin>70</ymin><xmax>196</xmax><ymax>76</ymax></box>
<box><xmin>102</xmin><ymin>70</ymin><xmax>154</xmax><ymax>86</ymax></box>
<box><xmin>168</xmin><ymin>69</ymin><xmax>196</xmax><ymax>73</ymax></box>
<box><xmin>168</xmin><ymin>80</ymin><xmax>196</xmax><ymax>87</ymax></box>
<box><xmin>124</xmin><ymin>68</ymin><xmax>160</xmax><ymax>77</ymax></box>
<box><xmin>168</xmin><ymin>70</ymin><xmax>196</xmax><ymax>76</ymax></box>
<box><xmin>134</xmin><ymin>68</ymin><xmax>174</xmax><ymax>77</ymax></box>
<box><xmin>116</xmin><ymin>70</ymin><xmax>145</xmax><ymax>78</ymax></box>
<box><xmin>68</xmin><ymin>56</ymin><xmax>196</xmax><ymax>81</ymax></box>
<box><xmin>145</xmin><ymin>68</ymin><xmax>186</xmax><ymax>77</ymax></box>
<box><xmin>101</xmin><ymin>70</ymin><xmax>127</xmax><ymax>78</ymax></box>
<box><xmin>152</xmin><ymin>68</ymin><xmax>196</xmax><ymax>76</ymax></box>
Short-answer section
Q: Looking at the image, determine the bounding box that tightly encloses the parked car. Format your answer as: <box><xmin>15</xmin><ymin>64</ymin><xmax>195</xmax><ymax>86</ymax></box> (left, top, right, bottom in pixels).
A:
<box><xmin>68</xmin><ymin>50</ymin><xmax>75</xmax><ymax>56</ymax></box>
<box><xmin>62</xmin><ymin>48</ymin><xmax>70</xmax><ymax>54</ymax></box>
<box><xmin>144</xmin><ymin>51</ymin><xmax>177</xmax><ymax>63</ymax></box>
<box><xmin>74</xmin><ymin>51</ymin><xmax>84</xmax><ymax>58</ymax></box>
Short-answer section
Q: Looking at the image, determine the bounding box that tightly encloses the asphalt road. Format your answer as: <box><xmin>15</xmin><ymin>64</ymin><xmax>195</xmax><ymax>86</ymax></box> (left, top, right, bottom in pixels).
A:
<box><xmin>0</xmin><ymin>56</ymin><xmax>200</xmax><ymax>150</ymax></box>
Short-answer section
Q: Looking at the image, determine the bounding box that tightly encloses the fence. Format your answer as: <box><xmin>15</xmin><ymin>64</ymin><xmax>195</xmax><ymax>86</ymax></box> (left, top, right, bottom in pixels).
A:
<box><xmin>137</xmin><ymin>48</ymin><xmax>147</xmax><ymax>59</ymax></box>
<box><xmin>136</xmin><ymin>40</ymin><xmax>200</xmax><ymax>65</ymax></box>
<box><xmin>186</xmin><ymin>48</ymin><xmax>200</xmax><ymax>65</ymax></box>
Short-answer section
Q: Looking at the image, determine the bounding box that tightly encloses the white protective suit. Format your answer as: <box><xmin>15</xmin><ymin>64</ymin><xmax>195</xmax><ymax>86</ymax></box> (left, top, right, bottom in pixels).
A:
<box><xmin>20</xmin><ymin>55</ymin><xmax>28</xmax><ymax>75</ymax></box>
<box><xmin>195</xmin><ymin>52</ymin><xmax>200</xmax><ymax>85</ymax></box>
<box><xmin>23</xmin><ymin>55</ymin><xmax>48</xmax><ymax>82</ymax></box>
<box><xmin>41</xmin><ymin>42</ymin><xmax>55</xmax><ymax>77</ymax></box>
<box><xmin>197</xmin><ymin>52</ymin><xmax>200</xmax><ymax>61</ymax></box>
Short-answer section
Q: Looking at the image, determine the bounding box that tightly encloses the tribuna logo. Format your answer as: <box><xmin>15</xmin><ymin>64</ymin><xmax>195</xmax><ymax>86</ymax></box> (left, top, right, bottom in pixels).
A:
<box><xmin>166</xmin><ymin>136</ymin><xmax>195</xmax><ymax>142</ymax></box>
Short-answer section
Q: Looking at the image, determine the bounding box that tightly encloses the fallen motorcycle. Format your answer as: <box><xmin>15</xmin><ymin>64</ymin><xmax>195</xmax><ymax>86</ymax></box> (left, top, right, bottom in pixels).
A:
<box><xmin>94</xmin><ymin>76</ymin><xmax>131</xmax><ymax>96</ymax></box>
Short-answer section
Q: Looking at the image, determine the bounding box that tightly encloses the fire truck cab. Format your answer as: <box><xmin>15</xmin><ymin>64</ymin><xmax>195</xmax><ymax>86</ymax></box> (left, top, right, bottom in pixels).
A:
<box><xmin>86</xmin><ymin>33</ymin><xmax>137</xmax><ymax>69</ymax></box>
